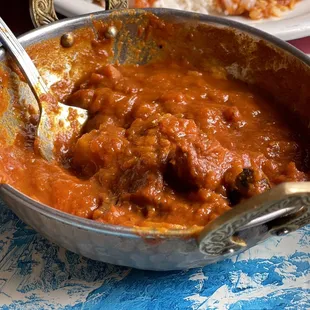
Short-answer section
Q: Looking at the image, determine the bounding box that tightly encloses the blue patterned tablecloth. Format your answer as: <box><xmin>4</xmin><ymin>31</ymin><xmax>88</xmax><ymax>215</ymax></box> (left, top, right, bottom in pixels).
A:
<box><xmin>0</xmin><ymin>200</ymin><xmax>309</xmax><ymax>310</ymax></box>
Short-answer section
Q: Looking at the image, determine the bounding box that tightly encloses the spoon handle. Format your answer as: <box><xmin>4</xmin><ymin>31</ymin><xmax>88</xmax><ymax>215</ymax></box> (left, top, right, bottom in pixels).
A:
<box><xmin>0</xmin><ymin>17</ymin><xmax>49</xmax><ymax>101</ymax></box>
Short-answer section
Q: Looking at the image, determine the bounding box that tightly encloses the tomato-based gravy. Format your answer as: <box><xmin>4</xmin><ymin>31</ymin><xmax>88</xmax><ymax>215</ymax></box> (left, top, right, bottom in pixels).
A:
<box><xmin>0</xmin><ymin>19</ymin><xmax>309</xmax><ymax>232</ymax></box>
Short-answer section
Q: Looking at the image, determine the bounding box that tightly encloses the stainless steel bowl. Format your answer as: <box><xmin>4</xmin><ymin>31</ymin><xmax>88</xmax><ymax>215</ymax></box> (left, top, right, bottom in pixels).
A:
<box><xmin>0</xmin><ymin>6</ymin><xmax>309</xmax><ymax>270</ymax></box>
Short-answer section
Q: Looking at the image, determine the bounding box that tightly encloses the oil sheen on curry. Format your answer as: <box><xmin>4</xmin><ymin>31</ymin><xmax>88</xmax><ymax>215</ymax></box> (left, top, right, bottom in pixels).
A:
<box><xmin>0</xmin><ymin>23</ymin><xmax>309</xmax><ymax>232</ymax></box>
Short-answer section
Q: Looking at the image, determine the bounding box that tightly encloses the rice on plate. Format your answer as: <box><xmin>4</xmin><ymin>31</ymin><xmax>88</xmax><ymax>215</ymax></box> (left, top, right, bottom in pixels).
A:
<box><xmin>130</xmin><ymin>0</ymin><xmax>301</xmax><ymax>20</ymax></box>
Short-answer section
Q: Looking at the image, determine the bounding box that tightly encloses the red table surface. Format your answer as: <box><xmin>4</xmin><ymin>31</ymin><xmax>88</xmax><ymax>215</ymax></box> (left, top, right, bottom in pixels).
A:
<box><xmin>289</xmin><ymin>37</ymin><xmax>310</xmax><ymax>54</ymax></box>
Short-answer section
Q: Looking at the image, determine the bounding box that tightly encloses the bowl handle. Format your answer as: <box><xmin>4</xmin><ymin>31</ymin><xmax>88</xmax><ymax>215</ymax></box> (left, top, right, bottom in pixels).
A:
<box><xmin>198</xmin><ymin>182</ymin><xmax>310</xmax><ymax>257</ymax></box>
<box><xmin>29</xmin><ymin>0</ymin><xmax>129</xmax><ymax>28</ymax></box>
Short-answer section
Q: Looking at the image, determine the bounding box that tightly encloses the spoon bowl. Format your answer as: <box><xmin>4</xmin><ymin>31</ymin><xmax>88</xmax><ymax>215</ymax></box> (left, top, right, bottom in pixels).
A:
<box><xmin>0</xmin><ymin>17</ymin><xmax>88</xmax><ymax>161</ymax></box>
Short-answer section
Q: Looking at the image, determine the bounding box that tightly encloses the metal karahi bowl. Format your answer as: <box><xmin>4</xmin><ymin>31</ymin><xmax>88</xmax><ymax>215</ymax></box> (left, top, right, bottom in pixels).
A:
<box><xmin>0</xmin><ymin>5</ymin><xmax>310</xmax><ymax>270</ymax></box>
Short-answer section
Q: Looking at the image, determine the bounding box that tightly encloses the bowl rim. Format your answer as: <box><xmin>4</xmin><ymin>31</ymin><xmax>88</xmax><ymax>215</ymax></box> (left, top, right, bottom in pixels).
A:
<box><xmin>1</xmin><ymin>8</ymin><xmax>310</xmax><ymax>239</ymax></box>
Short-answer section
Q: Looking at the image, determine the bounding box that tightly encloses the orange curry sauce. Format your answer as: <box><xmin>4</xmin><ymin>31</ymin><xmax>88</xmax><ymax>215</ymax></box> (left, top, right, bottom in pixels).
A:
<box><xmin>0</xmin><ymin>40</ymin><xmax>309</xmax><ymax>231</ymax></box>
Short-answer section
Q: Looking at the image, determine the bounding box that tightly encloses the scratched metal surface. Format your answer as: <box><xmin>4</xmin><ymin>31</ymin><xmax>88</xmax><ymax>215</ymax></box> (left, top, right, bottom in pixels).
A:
<box><xmin>0</xmin><ymin>199</ymin><xmax>309</xmax><ymax>310</ymax></box>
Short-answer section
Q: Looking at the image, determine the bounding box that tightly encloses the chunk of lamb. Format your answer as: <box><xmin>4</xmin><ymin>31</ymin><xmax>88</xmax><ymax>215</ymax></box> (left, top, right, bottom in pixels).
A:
<box><xmin>225</xmin><ymin>167</ymin><xmax>271</xmax><ymax>206</ymax></box>
<box><xmin>159</xmin><ymin>115</ymin><xmax>241</xmax><ymax>192</ymax></box>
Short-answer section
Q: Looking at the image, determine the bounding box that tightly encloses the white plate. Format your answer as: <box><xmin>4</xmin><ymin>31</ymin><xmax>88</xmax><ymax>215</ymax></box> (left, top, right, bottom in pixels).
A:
<box><xmin>54</xmin><ymin>0</ymin><xmax>310</xmax><ymax>40</ymax></box>
<box><xmin>226</xmin><ymin>0</ymin><xmax>310</xmax><ymax>40</ymax></box>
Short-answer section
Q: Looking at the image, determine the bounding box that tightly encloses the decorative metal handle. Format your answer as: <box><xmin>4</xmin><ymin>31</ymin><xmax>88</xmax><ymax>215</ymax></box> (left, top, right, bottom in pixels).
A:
<box><xmin>199</xmin><ymin>182</ymin><xmax>310</xmax><ymax>257</ymax></box>
<box><xmin>105</xmin><ymin>0</ymin><xmax>128</xmax><ymax>10</ymax></box>
<box><xmin>29</xmin><ymin>0</ymin><xmax>58</xmax><ymax>28</ymax></box>
<box><xmin>29</xmin><ymin>0</ymin><xmax>128</xmax><ymax>28</ymax></box>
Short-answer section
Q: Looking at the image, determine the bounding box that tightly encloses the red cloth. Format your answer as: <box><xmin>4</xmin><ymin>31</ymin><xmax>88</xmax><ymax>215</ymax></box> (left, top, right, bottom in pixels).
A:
<box><xmin>288</xmin><ymin>37</ymin><xmax>310</xmax><ymax>54</ymax></box>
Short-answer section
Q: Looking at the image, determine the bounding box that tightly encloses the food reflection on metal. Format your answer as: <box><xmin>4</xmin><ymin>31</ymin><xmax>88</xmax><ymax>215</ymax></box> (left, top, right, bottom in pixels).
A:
<box><xmin>60</xmin><ymin>32</ymin><xmax>75</xmax><ymax>48</ymax></box>
<box><xmin>104</xmin><ymin>26</ymin><xmax>118</xmax><ymax>39</ymax></box>
<box><xmin>29</xmin><ymin>0</ymin><xmax>58</xmax><ymax>28</ymax></box>
<box><xmin>0</xmin><ymin>17</ymin><xmax>88</xmax><ymax>162</ymax></box>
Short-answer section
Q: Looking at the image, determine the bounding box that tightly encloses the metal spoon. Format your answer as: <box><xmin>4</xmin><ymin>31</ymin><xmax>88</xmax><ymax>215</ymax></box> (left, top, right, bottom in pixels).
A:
<box><xmin>0</xmin><ymin>18</ymin><xmax>88</xmax><ymax>161</ymax></box>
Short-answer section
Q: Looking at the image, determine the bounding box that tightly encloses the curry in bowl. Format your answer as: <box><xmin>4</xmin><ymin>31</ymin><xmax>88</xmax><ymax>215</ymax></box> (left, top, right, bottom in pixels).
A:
<box><xmin>0</xmin><ymin>13</ymin><xmax>309</xmax><ymax>234</ymax></box>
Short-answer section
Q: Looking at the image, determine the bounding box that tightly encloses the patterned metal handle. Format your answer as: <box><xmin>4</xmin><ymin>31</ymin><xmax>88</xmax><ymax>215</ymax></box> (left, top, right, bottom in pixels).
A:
<box><xmin>29</xmin><ymin>0</ymin><xmax>58</xmax><ymax>28</ymax></box>
<box><xmin>105</xmin><ymin>0</ymin><xmax>128</xmax><ymax>10</ymax></box>
<box><xmin>29</xmin><ymin>0</ymin><xmax>128</xmax><ymax>28</ymax></box>
<box><xmin>199</xmin><ymin>182</ymin><xmax>310</xmax><ymax>257</ymax></box>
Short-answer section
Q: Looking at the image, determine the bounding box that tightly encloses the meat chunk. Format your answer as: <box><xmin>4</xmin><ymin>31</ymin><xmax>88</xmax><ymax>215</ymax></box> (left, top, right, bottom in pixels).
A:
<box><xmin>72</xmin><ymin>125</ymin><xmax>128</xmax><ymax>178</ymax></box>
<box><xmin>119</xmin><ymin>169</ymin><xmax>164</xmax><ymax>208</ymax></box>
<box><xmin>159</xmin><ymin>115</ymin><xmax>241</xmax><ymax>191</ymax></box>
<box><xmin>225</xmin><ymin>168</ymin><xmax>271</xmax><ymax>205</ymax></box>
<box><xmin>98</xmin><ymin>64</ymin><xmax>122</xmax><ymax>81</ymax></box>
<box><xmin>66</xmin><ymin>89</ymin><xmax>95</xmax><ymax>109</ymax></box>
